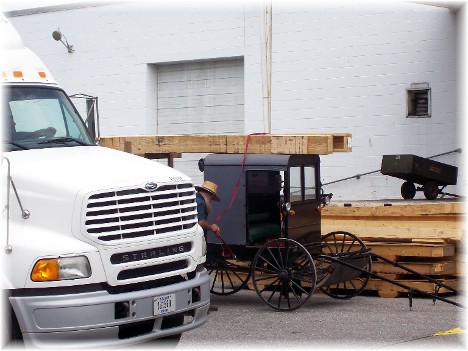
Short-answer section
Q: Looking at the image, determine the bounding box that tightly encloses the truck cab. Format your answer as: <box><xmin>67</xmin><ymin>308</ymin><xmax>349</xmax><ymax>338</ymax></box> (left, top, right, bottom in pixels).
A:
<box><xmin>1</xmin><ymin>15</ymin><xmax>209</xmax><ymax>348</ymax></box>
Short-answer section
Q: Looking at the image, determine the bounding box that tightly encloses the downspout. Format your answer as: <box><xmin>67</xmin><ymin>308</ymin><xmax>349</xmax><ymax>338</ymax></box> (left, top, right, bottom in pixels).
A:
<box><xmin>261</xmin><ymin>2</ymin><xmax>272</xmax><ymax>133</ymax></box>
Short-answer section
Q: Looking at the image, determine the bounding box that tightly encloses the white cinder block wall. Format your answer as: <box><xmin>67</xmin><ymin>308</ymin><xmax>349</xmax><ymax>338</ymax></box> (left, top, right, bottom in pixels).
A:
<box><xmin>7</xmin><ymin>1</ymin><xmax>464</xmax><ymax>200</ymax></box>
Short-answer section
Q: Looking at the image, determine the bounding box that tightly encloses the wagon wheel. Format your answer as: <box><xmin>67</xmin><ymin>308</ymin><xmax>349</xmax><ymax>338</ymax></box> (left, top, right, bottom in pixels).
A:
<box><xmin>205</xmin><ymin>254</ymin><xmax>251</xmax><ymax>296</ymax></box>
<box><xmin>401</xmin><ymin>181</ymin><xmax>416</xmax><ymax>199</ymax></box>
<box><xmin>423</xmin><ymin>181</ymin><xmax>439</xmax><ymax>200</ymax></box>
<box><xmin>252</xmin><ymin>238</ymin><xmax>316</xmax><ymax>311</ymax></box>
<box><xmin>319</xmin><ymin>231</ymin><xmax>372</xmax><ymax>299</ymax></box>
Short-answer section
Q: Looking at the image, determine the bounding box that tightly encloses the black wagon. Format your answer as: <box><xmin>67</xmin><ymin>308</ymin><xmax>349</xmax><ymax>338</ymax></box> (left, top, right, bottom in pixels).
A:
<box><xmin>381</xmin><ymin>154</ymin><xmax>458</xmax><ymax>200</ymax></box>
<box><xmin>199</xmin><ymin>154</ymin><xmax>372</xmax><ymax>311</ymax></box>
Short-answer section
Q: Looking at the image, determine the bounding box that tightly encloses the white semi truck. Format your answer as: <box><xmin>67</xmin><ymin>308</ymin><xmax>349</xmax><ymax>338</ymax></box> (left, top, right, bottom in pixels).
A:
<box><xmin>1</xmin><ymin>15</ymin><xmax>210</xmax><ymax>348</ymax></box>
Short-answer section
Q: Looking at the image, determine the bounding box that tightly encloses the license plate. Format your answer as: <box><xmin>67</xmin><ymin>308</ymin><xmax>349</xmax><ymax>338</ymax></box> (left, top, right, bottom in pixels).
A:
<box><xmin>154</xmin><ymin>294</ymin><xmax>176</xmax><ymax>315</ymax></box>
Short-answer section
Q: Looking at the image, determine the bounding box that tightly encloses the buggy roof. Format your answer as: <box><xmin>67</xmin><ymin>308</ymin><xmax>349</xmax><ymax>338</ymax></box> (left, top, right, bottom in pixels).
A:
<box><xmin>203</xmin><ymin>154</ymin><xmax>320</xmax><ymax>168</ymax></box>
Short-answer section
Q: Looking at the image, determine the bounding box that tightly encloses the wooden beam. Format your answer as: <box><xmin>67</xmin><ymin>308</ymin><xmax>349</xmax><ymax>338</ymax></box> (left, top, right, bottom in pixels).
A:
<box><xmin>99</xmin><ymin>133</ymin><xmax>352</xmax><ymax>155</ymax></box>
<box><xmin>365</xmin><ymin>278</ymin><xmax>459</xmax><ymax>298</ymax></box>
<box><xmin>321</xmin><ymin>202</ymin><xmax>464</xmax><ymax>217</ymax></box>
<box><xmin>372</xmin><ymin>261</ymin><xmax>457</xmax><ymax>276</ymax></box>
<box><xmin>321</xmin><ymin>220</ymin><xmax>463</xmax><ymax>243</ymax></box>
<box><xmin>321</xmin><ymin>241</ymin><xmax>456</xmax><ymax>259</ymax></box>
<box><xmin>321</xmin><ymin>202</ymin><xmax>464</xmax><ymax>243</ymax></box>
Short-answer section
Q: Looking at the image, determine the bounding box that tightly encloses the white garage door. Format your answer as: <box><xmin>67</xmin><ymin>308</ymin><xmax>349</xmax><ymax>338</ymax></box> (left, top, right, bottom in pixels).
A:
<box><xmin>157</xmin><ymin>58</ymin><xmax>244</xmax><ymax>135</ymax></box>
<box><xmin>155</xmin><ymin>58</ymin><xmax>244</xmax><ymax>183</ymax></box>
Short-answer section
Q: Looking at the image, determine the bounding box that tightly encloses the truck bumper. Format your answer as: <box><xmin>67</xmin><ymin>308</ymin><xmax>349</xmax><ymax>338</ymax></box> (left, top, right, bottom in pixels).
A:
<box><xmin>9</xmin><ymin>266</ymin><xmax>210</xmax><ymax>348</ymax></box>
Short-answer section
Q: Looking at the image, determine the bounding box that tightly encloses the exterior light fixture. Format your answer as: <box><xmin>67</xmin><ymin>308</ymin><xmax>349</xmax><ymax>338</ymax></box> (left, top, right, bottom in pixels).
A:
<box><xmin>52</xmin><ymin>29</ymin><xmax>74</xmax><ymax>53</ymax></box>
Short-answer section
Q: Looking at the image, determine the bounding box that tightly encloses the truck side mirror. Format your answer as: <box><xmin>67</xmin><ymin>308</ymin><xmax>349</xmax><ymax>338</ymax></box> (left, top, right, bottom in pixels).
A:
<box><xmin>69</xmin><ymin>94</ymin><xmax>100</xmax><ymax>143</ymax></box>
<box><xmin>86</xmin><ymin>98</ymin><xmax>97</xmax><ymax>141</ymax></box>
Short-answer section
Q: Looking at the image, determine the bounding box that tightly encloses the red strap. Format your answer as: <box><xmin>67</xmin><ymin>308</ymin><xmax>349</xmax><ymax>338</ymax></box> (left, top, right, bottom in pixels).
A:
<box><xmin>212</xmin><ymin>132</ymin><xmax>268</xmax><ymax>258</ymax></box>
<box><xmin>214</xmin><ymin>132</ymin><xmax>267</xmax><ymax>223</ymax></box>
<box><xmin>214</xmin><ymin>231</ymin><xmax>236</xmax><ymax>259</ymax></box>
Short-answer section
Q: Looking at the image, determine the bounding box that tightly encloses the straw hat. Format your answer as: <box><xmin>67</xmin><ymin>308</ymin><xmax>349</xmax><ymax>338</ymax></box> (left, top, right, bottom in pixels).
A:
<box><xmin>195</xmin><ymin>180</ymin><xmax>221</xmax><ymax>202</ymax></box>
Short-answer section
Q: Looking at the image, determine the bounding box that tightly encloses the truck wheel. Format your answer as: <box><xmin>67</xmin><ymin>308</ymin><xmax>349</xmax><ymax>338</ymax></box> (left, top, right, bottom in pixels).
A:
<box><xmin>401</xmin><ymin>181</ymin><xmax>416</xmax><ymax>199</ymax></box>
<box><xmin>423</xmin><ymin>181</ymin><xmax>439</xmax><ymax>200</ymax></box>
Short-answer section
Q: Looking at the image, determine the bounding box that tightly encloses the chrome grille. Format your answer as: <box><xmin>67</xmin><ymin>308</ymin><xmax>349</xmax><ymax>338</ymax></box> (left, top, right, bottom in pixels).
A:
<box><xmin>85</xmin><ymin>182</ymin><xmax>197</xmax><ymax>243</ymax></box>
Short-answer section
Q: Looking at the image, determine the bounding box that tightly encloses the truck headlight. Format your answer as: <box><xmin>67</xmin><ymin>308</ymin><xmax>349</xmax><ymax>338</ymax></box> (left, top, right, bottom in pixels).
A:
<box><xmin>31</xmin><ymin>256</ymin><xmax>91</xmax><ymax>282</ymax></box>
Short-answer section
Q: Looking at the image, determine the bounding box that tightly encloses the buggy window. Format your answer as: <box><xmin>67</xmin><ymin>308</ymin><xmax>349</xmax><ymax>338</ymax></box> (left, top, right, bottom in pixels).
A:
<box><xmin>290</xmin><ymin>167</ymin><xmax>302</xmax><ymax>202</ymax></box>
<box><xmin>304</xmin><ymin>166</ymin><xmax>317</xmax><ymax>201</ymax></box>
<box><xmin>289</xmin><ymin>165</ymin><xmax>317</xmax><ymax>203</ymax></box>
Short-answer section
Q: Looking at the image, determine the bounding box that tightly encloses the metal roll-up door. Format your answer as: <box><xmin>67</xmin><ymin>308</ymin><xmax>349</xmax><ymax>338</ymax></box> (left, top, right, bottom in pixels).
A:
<box><xmin>156</xmin><ymin>58</ymin><xmax>244</xmax><ymax>182</ymax></box>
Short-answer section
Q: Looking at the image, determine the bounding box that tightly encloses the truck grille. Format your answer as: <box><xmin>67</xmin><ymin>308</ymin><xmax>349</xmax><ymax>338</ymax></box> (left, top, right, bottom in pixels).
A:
<box><xmin>84</xmin><ymin>182</ymin><xmax>198</xmax><ymax>243</ymax></box>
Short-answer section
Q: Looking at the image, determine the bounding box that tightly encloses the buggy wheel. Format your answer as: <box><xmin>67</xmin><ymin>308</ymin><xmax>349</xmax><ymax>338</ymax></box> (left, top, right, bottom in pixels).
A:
<box><xmin>252</xmin><ymin>238</ymin><xmax>316</xmax><ymax>311</ymax></box>
<box><xmin>206</xmin><ymin>257</ymin><xmax>251</xmax><ymax>295</ymax></box>
<box><xmin>320</xmin><ymin>231</ymin><xmax>371</xmax><ymax>299</ymax></box>
<box><xmin>423</xmin><ymin>181</ymin><xmax>439</xmax><ymax>200</ymax></box>
<box><xmin>401</xmin><ymin>181</ymin><xmax>416</xmax><ymax>199</ymax></box>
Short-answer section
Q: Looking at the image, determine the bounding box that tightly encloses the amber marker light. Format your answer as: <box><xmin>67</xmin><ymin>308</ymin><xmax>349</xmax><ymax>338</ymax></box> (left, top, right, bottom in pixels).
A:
<box><xmin>31</xmin><ymin>256</ymin><xmax>91</xmax><ymax>282</ymax></box>
<box><xmin>31</xmin><ymin>259</ymin><xmax>60</xmax><ymax>282</ymax></box>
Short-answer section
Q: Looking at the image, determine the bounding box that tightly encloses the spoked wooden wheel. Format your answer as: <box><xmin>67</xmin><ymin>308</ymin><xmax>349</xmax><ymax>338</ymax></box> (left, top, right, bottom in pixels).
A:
<box><xmin>252</xmin><ymin>238</ymin><xmax>316</xmax><ymax>311</ymax></box>
<box><xmin>319</xmin><ymin>231</ymin><xmax>372</xmax><ymax>299</ymax></box>
<box><xmin>206</xmin><ymin>257</ymin><xmax>251</xmax><ymax>296</ymax></box>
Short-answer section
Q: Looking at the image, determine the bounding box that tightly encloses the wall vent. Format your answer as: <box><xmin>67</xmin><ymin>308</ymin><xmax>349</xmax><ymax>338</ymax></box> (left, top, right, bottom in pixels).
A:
<box><xmin>407</xmin><ymin>82</ymin><xmax>431</xmax><ymax>118</ymax></box>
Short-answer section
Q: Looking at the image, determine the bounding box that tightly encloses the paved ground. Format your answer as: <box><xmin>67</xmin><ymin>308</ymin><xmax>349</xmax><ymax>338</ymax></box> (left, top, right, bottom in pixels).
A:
<box><xmin>177</xmin><ymin>290</ymin><xmax>465</xmax><ymax>350</ymax></box>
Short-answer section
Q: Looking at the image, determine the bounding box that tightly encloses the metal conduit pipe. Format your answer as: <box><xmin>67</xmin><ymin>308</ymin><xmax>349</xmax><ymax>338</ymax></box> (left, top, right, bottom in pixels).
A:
<box><xmin>322</xmin><ymin>148</ymin><xmax>462</xmax><ymax>186</ymax></box>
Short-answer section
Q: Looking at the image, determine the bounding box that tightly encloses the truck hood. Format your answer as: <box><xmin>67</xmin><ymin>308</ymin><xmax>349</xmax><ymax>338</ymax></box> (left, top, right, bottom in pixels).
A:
<box><xmin>3</xmin><ymin>146</ymin><xmax>193</xmax><ymax>248</ymax></box>
<box><xmin>4</xmin><ymin>146</ymin><xmax>190</xmax><ymax>191</ymax></box>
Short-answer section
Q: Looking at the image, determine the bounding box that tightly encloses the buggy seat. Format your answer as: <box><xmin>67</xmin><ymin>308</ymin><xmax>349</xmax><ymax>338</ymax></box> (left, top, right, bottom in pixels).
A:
<box><xmin>248</xmin><ymin>213</ymin><xmax>280</xmax><ymax>241</ymax></box>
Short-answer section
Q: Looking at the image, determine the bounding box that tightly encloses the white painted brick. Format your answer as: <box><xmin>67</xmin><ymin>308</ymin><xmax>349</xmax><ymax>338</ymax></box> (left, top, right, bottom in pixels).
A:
<box><xmin>8</xmin><ymin>2</ymin><xmax>462</xmax><ymax>200</ymax></box>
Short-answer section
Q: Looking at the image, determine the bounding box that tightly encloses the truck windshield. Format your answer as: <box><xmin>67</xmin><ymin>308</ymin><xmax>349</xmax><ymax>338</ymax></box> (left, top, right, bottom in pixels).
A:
<box><xmin>3</xmin><ymin>86</ymin><xmax>95</xmax><ymax>151</ymax></box>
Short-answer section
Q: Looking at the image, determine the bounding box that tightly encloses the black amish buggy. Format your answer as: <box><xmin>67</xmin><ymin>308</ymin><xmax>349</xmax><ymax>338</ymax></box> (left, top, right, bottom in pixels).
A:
<box><xmin>198</xmin><ymin>153</ymin><xmax>462</xmax><ymax>311</ymax></box>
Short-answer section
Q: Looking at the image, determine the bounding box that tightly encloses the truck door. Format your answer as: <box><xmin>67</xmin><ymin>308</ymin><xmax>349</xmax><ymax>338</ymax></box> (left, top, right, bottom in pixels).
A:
<box><xmin>286</xmin><ymin>164</ymin><xmax>321</xmax><ymax>246</ymax></box>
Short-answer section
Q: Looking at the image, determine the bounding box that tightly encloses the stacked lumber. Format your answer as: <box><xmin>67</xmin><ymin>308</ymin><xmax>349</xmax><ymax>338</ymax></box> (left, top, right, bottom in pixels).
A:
<box><xmin>321</xmin><ymin>201</ymin><xmax>464</xmax><ymax>298</ymax></box>
<box><xmin>99</xmin><ymin>133</ymin><xmax>352</xmax><ymax>155</ymax></box>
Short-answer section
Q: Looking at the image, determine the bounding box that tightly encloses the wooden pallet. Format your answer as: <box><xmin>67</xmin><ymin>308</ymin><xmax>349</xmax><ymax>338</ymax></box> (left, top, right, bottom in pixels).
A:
<box><xmin>320</xmin><ymin>234</ymin><xmax>461</xmax><ymax>297</ymax></box>
<box><xmin>320</xmin><ymin>201</ymin><xmax>463</xmax><ymax>297</ymax></box>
